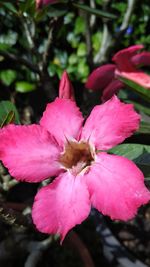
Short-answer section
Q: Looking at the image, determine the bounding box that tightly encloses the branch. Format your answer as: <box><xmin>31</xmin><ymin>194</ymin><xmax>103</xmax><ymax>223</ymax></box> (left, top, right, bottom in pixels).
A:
<box><xmin>20</xmin><ymin>16</ymin><xmax>35</xmax><ymax>50</ymax></box>
<box><xmin>41</xmin><ymin>17</ymin><xmax>59</xmax><ymax>74</ymax></box>
<box><xmin>65</xmin><ymin>231</ymin><xmax>95</xmax><ymax>267</ymax></box>
<box><xmin>0</xmin><ymin>50</ymin><xmax>41</xmax><ymax>74</ymax></box>
<box><xmin>90</xmin><ymin>0</ymin><xmax>96</xmax><ymax>28</ymax></box>
<box><xmin>94</xmin><ymin>0</ymin><xmax>136</xmax><ymax>65</ymax></box>
<box><xmin>120</xmin><ymin>0</ymin><xmax>136</xmax><ymax>31</ymax></box>
<box><xmin>83</xmin><ymin>12</ymin><xmax>93</xmax><ymax>67</ymax></box>
<box><xmin>78</xmin><ymin>5</ymin><xmax>93</xmax><ymax>67</ymax></box>
<box><xmin>25</xmin><ymin>237</ymin><xmax>53</xmax><ymax>267</ymax></box>
<box><xmin>94</xmin><ymin>22</ymin><xmax>112</xmax><ymax>64</ymax></box>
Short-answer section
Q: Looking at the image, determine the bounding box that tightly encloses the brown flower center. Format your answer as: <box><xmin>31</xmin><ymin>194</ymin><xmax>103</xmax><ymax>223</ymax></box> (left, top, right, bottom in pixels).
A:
<box><xmin>59</xmin><ymin>141</ymin><xmax>94</xmax><ymax>169</ymax></box>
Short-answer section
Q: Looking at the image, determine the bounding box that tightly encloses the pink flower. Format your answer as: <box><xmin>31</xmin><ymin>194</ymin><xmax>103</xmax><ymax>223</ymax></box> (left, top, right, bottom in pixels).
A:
<box><xmin>0</xmin><ymin>96</ymin><xmax>149</xmax><ymax>242</ymax></box>
<box><xmin>59</xmin><ymin>71</ymin><xmax>75</xmax><ymax>101</ymax></box>
<box><xmin>86</xmin><ymin>45</ymin><xmax>150</xmax><ymax>102</ymax></box>
<box><xmin>36</xmin><ymin>0</ymin><xmax>57</xmax><ymax>8</ymax></box>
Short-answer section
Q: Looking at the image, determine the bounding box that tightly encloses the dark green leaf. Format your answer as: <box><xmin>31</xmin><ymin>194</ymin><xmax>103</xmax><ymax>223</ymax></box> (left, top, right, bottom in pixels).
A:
<box><xmin>0</xmin><ymin>111</ymin><xmax>15</xmax><ymax>128</ymax></box>
<box><xmin>109</xmin><ymin>143</ymin><xmax>150</xmax><ymax>160</ymax></box>
<box><xmin>134</xmin><ymin>151</ymin><xmax>150</xmax><ymax>177</ymax></box>
<box><xmin>19</xmin><ymin>0</ymin><xmax>35</xmax><ymax>14</ymax></box>
<box><xmin>0</xmin><ymin>1</ymin><xmax>18</xmax><ymax>14</ymax></box>
<box><xmin>73</xmin><ymin>3</ymin><xmax>117</xmax><ymax>20</ymax></box>
<box><xmin>119</xmin><ymin>76</ymin><xmax>150</xmax><ymax>103</ymax></box>
<box><xmin>0</xmin><ymin>101</ymin><xmax>20</xmax><ymax>127</ymax></box>
<box><xmin>138</xmin><ymin>121</ymin><xmax>150</xmax><ymax>134</ymax></box>
<box><xmin>47</xmin><ymin>7</ymin><xmax>67</xmax><ymax>17</ymax></box>
<box><xmin>109</xmin><ymin>143</ymin><xmax>150</xmax><ymax>177</ymax></box>
<box><xmin>126</xmin><ymin>100</ymin><xmax>150</xmax><ymax>116</ymax></box>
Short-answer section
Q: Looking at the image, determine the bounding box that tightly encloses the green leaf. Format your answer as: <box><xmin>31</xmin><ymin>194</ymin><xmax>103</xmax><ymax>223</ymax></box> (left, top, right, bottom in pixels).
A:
<box><xmin>68</xmin><ymin>53</ymin><xmax>78</xmax><ymax>65</ymax></box>
<box><xmin>19</xmin><ymin>0</ymin><xmax>35</xmax><ymax>14</ymax></box>
<box><xmin>109</xmin><ymin>143</ymin><xmax>150</xmax><ymax>177</ymax></box>
<box><xmin>92</xmin><ymin>31</ymin><xmax>102</xmax><ymax>53</ymax></box>
<box><xmin>134</xmin><ymin>152</ymin><xmax>150</xmax><ymax>177</ymax></box>
<box><xmin>34</xmin><ymin>6</ymin><xmax>49</xmax><ymax>22</ymax></box>
<box><xmin>77</xmin><ymin>43</ymin><xmax>87</xmax><ymax>57</ymax></box>
<box><xmin>0</xmin><ymin>1</ymin><xmax>18</xmax><ymax>14</ymax></box>
<box><xmin>77</xmin><ymin>59</ymin><xmax>89</xmax><ymax>81</ymax></box>
<box><xmin>119</xmin><ymin>76</ymin><xmax>150</xmax><ymax>103</ymax></box>
<box><xmin>74</xmin><ymin>17</ymin><xmax>85</xmax><ymax>35</ymax></box>
<box><xmin>0</xmin><ymin>111</ymin><xmax>15</xmax><ymax>128</ymax></box>
<box><xmin>109</xmin><ymin>143</ymin><xmax>150</xmax><ymax>160</ymax></box>
<box><xmin>126</xmin><ymin>100</ymin><xmax>150</xmax><ymax>116</ymax></box>
<box><xmin>15</xmin><ymin>81</ymin><xmax>36</xmax><ymax>93</ymax></box>
<box><xmin>0</xmin><ymin>70</ymin><xmax>17</xmax><ymax>86</ymax></box>
<box><xmin>47</xmin><ymin>6</ymin><xmax>67</xmax><ymax>18</ymax></box>
<box><xmin>138</xmin><ymin>121</ymin><xmax>150</xmax><ymax>134</ymax></box>
<box><xmin>73</xmin><ymin>3</ymin><xmax>117</xmax><ymax>20</ymax></box>
<box><xmin>0</xmin><ymin>101</ymin><xmax>20</xmax><ymax>127</ymax></box>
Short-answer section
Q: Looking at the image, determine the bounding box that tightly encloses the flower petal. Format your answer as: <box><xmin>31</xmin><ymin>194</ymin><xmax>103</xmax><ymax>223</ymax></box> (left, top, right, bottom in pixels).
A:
<box><xmin>113</xmin><ymin>45</ymin><xmax>144</xmax><ymax>71</ymax></box>
<box><xmin>115</xmin><ymin>69</ymin><xmax>150</xmax><ymax>89</ymax></box>
<box><xmin>40</xmin><ymin>98</ymin><xmax>84</xmax><ymax>147</ymax></box>
<box><xmin>81</xmin><ymin>96</ymin><xmax>140</xmax><ymax>150</ymax></box>
<box><xmin>32</xmin><ymin>172</ymin><xmax>91</xmax><ymax>242</ymax></box>
<box><xmin>36</xmin><ymin>0</ymin><xmax>57</xmax><ymax>8</ymax></box>
<box><xmin>102</xmin><ymin>79</ymin><xmax>124</xmax><ymax>102</ymax></box>
<box><xmin>59</xmin><ymin>71</ymin><xmax>75</xmax><ymax>101</ymax></box>
<box><xmin>0</xmin><ymin>124</ymin><xmax>61</xmax><ymax>182</ymax></box>
<box><xmin>85</xmin><ymin>152</ymin><xmax>150</xmax><ymax>220</ymax></box>
<box><xmin>132</xmin><ymin>51</ymin><xmax>150</xmax><ymax>67</ymax></box>
<box><xmin>85</xmin><ymin>64</ymin><xmax>115</xmax><ymax>91</ymax></box>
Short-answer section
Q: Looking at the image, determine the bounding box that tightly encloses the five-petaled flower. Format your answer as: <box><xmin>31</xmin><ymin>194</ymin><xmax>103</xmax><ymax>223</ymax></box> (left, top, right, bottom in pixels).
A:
<box><xmin>86</xmin><ymin>45</ymin><xmax>150</xmax><ymax>102</ymax></box>
<box><xmin>0</xmin><ymin>95</ymin><xmax>149</xmax><ymax>242</ymax></box>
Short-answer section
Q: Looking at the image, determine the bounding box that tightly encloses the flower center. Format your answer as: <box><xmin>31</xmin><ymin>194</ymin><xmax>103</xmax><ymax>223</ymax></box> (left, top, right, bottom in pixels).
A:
<box><xmin>59</xmin><ymin>141</ymin><xmax>94</xmax><ymax>170</ymax></box>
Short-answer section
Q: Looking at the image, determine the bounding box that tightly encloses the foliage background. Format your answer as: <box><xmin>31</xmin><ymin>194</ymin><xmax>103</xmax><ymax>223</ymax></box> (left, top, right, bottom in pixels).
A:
<box><xmin>0</xmin><ymin>0</ymin><xmax>150</xmax><ymax>266</ymax></box>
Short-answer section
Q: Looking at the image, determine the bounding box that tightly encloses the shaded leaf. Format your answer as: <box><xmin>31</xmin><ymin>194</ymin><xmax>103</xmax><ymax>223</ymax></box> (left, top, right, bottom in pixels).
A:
<box><xmin>109</xmin><ymin>143</ymin><xmax>150</xmax><ymax>160</ymax></box>
<box><xmin>0</xmin><ymin>1</ymin><xmax>18</xmax><ymax>14</ymax></box>
<box><xmin>119</xmin><ymin>76</ymin><xmax>150</xmax><ymax>103</ymax></box>
<box><xmin>19</xmin><ymin>0</ymin><xmax>35</xmax><ymax>14</ymax></box>
<box><xmin>109</xmin><ymin>143</ymin><xmax>150</xmax><ymax>177</ymax></box>
<box><xmin>134</xmin><ymin>151</ymin><xmax>150</xmax><ymax>177</ymax></box>
<box><xmin>138</xmin><ymin>121</ymin><xmax>150</xmax><ymax>134</ymax></box>
<box><xmin>0</xmin><ymin>101</ymin><xmax>20</xmax><ymax>127</ymax></box>
<box><xmin>0</xmin><ymin>111</ymin><xmax>15</xmax><ymax>128</ymax></box>
<box><xmin>126</xmin><ymin>100</ymin><xmax>150</xmax><ymax>116</ymax></box>
<box><xmin>73</xmin><ymin>3</ymin><xmax>117</xmax><ymax>19</ymax></box>
<box><xmin>0</xmin><ymin>70</ymin><xmax>17</xmax><ymax>86</ymax></box>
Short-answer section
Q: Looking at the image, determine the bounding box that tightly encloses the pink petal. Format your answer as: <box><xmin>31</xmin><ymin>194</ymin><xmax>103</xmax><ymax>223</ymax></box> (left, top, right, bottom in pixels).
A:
<box><xmin>85</xmin><ymin>152</ymin><xmax>150</xmax><ymax>220</ymax></box>
<box><xmin>0</xmin><ymin>124</ymin><xmax>61</xmax><ymax>182</ymax></box>
<box><xmin>40</xmin><ymin>98</ymin><xmax>84</xmax><ymax>147</ymax></box>
<box><xmin>36</xmin><ymin>0</ymin><xmax>57</xmax><ymax>8</ymax></box>
<box><xmin>32</xmin><ymin>172</ymin><xmax>91</xmax><ymax>242</ymax></box>
<box><xmin>81</xmin><ymin>96</ymin><xmax>140</xmax><ymax>150</ymax></box>
<box><xmin>115</xmin><ymin>69</ymin><xmax>150</xmax><ymax>89</ymax></box>
<box><xmin>113</xmin><ymin>45</ymin><xmax>150</xmax><ymax>89</ymax></box>
<box><xmin>59</xmin><ymin>71</ymin><xmax>75</xmax><ymax>101</ymax></box>
<box><xmin>132</xmin><ymin>52</ymin><xmax>150</xmax><ymax>67</ymax></box>
<box><xmin>113</xmin><ymin>45</ymin><xmax>144</xmax><ymax>71</ymax></box>
<box><xmin>85</xmin><ymin>64</ymin><xmax>116</xmax><ymax>91</ymax></box>
<box><xmin>102</xmin><ymin>79</ymin><xmax>124</xmax><ymax>102</ymax></box>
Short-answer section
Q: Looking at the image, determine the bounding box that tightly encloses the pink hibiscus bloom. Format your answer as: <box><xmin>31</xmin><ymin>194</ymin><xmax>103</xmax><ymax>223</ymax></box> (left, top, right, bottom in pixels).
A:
<box><xmin>0</xmin><ymin>96</ymin><xmax>149</xmax><ymax>242</ymax></box>
<box><xmin>36</xmin><ymin>0</ymin><xmax>57</xmax><ymax>8</ymax></box>
<box><xmin>86</xmin><ymin>45</ymin><xmax>150</xmax><ymax>102</ymax></box>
